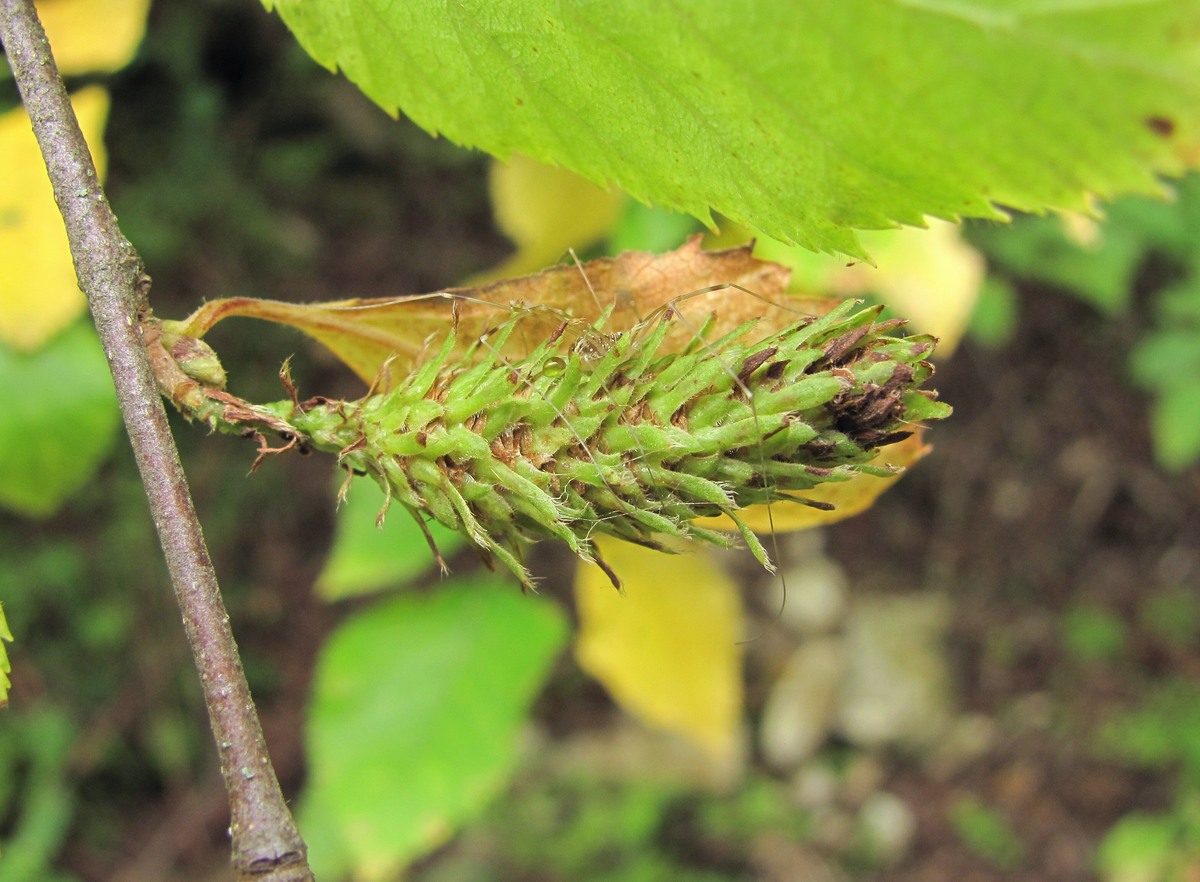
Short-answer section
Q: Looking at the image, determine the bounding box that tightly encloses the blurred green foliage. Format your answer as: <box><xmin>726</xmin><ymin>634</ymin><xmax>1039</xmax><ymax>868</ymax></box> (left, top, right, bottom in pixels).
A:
<box><xmin>0</xmin><ymin>472</ymin><xmax>202</xmax><ymax>871</ymax></box>
<box><xmin>1100</xmin><ymin>678</ymin><xmax>1200</xmax><ymax>783</ymax></box>
<box><xmin>1097</xmin><ymin>801</ymin><xmax>1200</xmax><ymax>882</ymax></box>
<box><xmin>411</xmin><ymin>771</ymin><xmax>811</xmax><ymax>882</ymax></box>
<box><xmin>964</xmin><ymin>276</ymin><xmax>1019</xmax><ymax>349</ymax></box>
<box><xmin>315</xmin><ymin>476</ymin><xmax>466</xmax><ymax>601</ymax></box>
<box><xmin>1139</xmin><ymin>589</ymin><xmax>1200</xmax><ymax>652</ymax></box>
<box><xmin>967</xmin><ymin>180</ymin><xmax>1200</xmax><ymax>882</ymax></box>
<box><xmin>1062</xmin><ymin>605</ymin><xmax>1128</xmax><ymax>665</ymax></box>
<box><xmin>1095</xmin><ymin>677</ymin><xmax>1200</xmax><ymax>881</ymax></box>
<box><xmin>0</xmin><ymin>316</ymin><xmax>121</xmax><ymax>519</ymax></box>
<box><xmin>948</xmin><ymin>797</ymin><xmax>1025</xmax><ymax>870</ymax></box>
<box><xmin>607</xmin><ymin>201</ymin><xmax>704</xmax><ymax>257</ymax></box>
<box><xmin>969</xmin><ymin>172</ymin><xmax>1200</xmax><ymax>469</ymax></box>
<box><xmin>0</xmin><ymin>709</ymin><xmax>78</xmax><ymax>882</ymax></box>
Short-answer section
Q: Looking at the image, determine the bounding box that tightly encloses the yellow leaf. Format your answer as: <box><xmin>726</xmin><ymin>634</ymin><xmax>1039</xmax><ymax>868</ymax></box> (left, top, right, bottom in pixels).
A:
<box><xmin>37</xmin><ymin>0</ymin><xmax>151</xmax><ymax>74</ymax></box>
<box><xmin>0</xmin><ymin>600</ymin><xmax>12</xmax><ymax>708</ymax></box>
<box><xmin>743</xmin><ymin>220</ymin><xmax>985</xmax><ymax>357</ymax></box>
<box><xmin>0</xmin><ymin>86</ymin><xmax>110</xmax><ymax>350</ymax></box>
<box><xmin>695</xmin><ymin>432</ymin><xmax>932</xmax><ymax>534</ymax></box>
<box><xmin>835</xmin><ymin>222</ymin><xmax>983</xmax><ymax>357</ymax></box>
<box><xmin>574</xmin><ymin>536</ymin><xmax>743</xmax><ymax>762</ymax></box>
<box><xmin>481</xmin><ymin>155</ymin><xmax>626</xmax><ymax>281</ymax></box>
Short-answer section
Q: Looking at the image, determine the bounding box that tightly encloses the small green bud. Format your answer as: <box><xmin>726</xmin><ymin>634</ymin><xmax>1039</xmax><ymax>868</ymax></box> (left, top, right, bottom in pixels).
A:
<box><xmin>159</xmin><ymin>320</ymin><xmax>228</xmax><ymax>389</ymax></box>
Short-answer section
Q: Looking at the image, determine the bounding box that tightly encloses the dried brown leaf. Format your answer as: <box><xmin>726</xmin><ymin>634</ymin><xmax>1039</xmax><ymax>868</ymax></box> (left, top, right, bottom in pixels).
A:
<box><xmin>178</xmin><ymin>237</ymin><xmax>829</xmax><ymax>387</ymax></box>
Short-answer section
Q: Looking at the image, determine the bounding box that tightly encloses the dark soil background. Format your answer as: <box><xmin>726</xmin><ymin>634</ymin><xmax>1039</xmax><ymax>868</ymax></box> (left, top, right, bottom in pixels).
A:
<box><xmin>846</xmin><ymin>290</ymin><xmax>1200</xmax><ymax>882</ymax></box>
<box><xmin>4</xmin><ymin>2</ymin><xmax>1199</xmax><ymax>880</ymax></box>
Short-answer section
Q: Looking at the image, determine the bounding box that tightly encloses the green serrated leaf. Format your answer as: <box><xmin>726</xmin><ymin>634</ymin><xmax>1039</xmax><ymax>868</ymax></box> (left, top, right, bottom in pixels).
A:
<box><xmin>300</xmin><ymin>578</ymin><xmax>567</xmax><ymax>878</ymax></box>
<box><xmin>0</xmin><ymin>320</ymin><xmax>120</xmax><ymax>517</ymax></box>
<box><xmin>264</xmin><ymin>0</ymin><xmax>1198</xmax><ymax>256</ymax></box>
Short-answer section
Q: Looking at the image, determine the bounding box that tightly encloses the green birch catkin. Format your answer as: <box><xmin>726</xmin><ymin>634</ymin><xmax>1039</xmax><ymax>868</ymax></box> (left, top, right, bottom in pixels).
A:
<box><xmin>248</xmin><ymin>299</ymin><xmax>950</xmax><ymax>590</ymax></box>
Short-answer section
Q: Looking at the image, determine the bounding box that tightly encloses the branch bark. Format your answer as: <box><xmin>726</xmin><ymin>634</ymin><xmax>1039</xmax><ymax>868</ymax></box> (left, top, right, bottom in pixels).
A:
<box><xmin>0</xmin><ymin>2</ymin><xmax>314</xmax><ymax>879</ymax></box>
